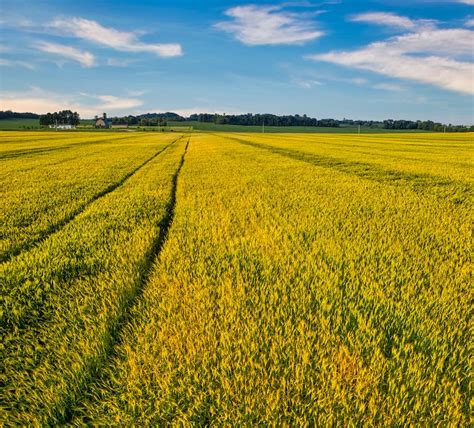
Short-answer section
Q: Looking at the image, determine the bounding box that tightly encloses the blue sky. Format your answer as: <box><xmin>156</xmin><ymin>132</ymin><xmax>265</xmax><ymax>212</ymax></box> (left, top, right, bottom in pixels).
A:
<box><xmin>0</xmin><ymin>0</ymin><xmax>473</xmax><ymax>122</ymax></box>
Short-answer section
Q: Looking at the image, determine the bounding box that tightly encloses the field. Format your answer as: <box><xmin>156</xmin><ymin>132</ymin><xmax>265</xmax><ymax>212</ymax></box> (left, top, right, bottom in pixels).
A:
<box><xmin>0</xmin><ymin>119</ymin><xmax>42</xmax><ymax>130</ymax></box>
<box><xmin>1</xmin><ymin>131</ymin><xmax>472</xmax><ymax>425</ymax></box>
<box><xmin>0</xmin><ymin>118</ymin><xmax>430</xmax><ymax>133</ymax></box>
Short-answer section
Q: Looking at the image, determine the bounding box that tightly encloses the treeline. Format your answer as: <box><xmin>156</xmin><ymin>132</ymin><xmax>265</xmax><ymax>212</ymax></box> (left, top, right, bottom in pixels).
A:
<box><xmin>110</xmin><ymin>112</ymin><xmax>184</xmax><ymax>126</ymax></box>
<box><xmin>0</xmin><ymin>110</ymin><xmax>39</xmax><ymax>119</ymax></box>
<box><xmin>383</xmin><ymin>119</ymin><xmax>473</xmax><ymax>132</ymax></box>
<box><xmin>39</xmin><ymin>110</ymin><xmax>80</xmax><ymax>126</ymax></box>
<box><xmin>2</xmin><ymin>110</ymin><xmax>472</xmax><ymax>132</ymax></box>
<box><xmin>187</xmin><ymin>113</ymin><xmax>473</xmax><ymax>131</ymax></box>
<box><xmin>188</xmin><ymin>113</ymin><xmax>340</xmax><ymax>127</ymax></box>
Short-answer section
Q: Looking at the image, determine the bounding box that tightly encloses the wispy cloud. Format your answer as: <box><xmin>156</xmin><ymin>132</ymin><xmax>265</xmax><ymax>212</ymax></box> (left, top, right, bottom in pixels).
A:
<box><xmin>292</xmin><ymin>77</ymin><xmax>323</xmax><ymax>88</ymax></box>
<box><xmin>215</xmin><ymin>5</ymin><xmax>324</xmax><ymax>45</ymax></box>
<box><xmin>49</xmin><ymin>17</ymin><xmax>183</xmax><ymax>57</ymax></box>
<box><xmin>0</xmin><ymin>58</ymin><xmax>36</xmax><ymax>70</ymax></box>
<box><xmin>350</xmin><ymin>12</ymin><xmax>436</xmax><ymax>30</ymax></box>
<box><xmin>35</xmin><ymin>41</ymin><xmax>96</xmax><ymax>67</ymax></box>
<box><xmin>466</xmin><ymin>18</ymin><xmax>474</xmax><ymax>26</ymax></box>
<box><xmin>373</xmin><ymin>82</ymin><xmax>405</xmax><ymax>92</ymax></box>
<box><xmin>106</xmin><ymin>57</ymin><xmax>136</xmax><ymax>67</ymax></box>
<box><xmin>0</xmin><ymin>87</ymin><xmax>143</xmax><ymax>117</ymax></box>
<box><xmin>309</xmin><ymin>17</ymin><xmax>474</xmax><ymax>95</ymax></box>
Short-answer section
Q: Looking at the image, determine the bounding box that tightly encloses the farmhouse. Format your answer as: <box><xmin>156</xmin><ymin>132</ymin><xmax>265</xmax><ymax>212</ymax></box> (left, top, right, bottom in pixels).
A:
<box><xmin>95</xmin><ymin>113</ymin><xmax>110</xmax><ymax>129</ymax></box>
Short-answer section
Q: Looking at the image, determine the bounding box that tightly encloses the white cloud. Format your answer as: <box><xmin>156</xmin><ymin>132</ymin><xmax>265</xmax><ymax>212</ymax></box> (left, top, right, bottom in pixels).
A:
<box><xmin>35</xmin><ymin>41</ymin><xmax>96</xmax><ymax>67</ymax></box>
<box><xmin>350</xmin><ymin>12</ymin><xmax>436</xmax><ymax>30</ymax></box>
<box><xmin>95</xmin><ymin>95</ymin><xmax>143</xmax><ymax>110</ymax></box>
<box><xmin>466</xmin><ymin>18</ymin><xmax>474</xmax><ymax>26</ymax></box>
<box><xmin>458</xmin><ymin>0</ymin><xmax>474</xmax><ymax>4</ymax></box>
<box><xmin>126</xmin><ymin>89</ymin><xmax>147</xmax><ymax>97</ymax></box>
<box><xmin>351</xmin><ymin>77</ymin><xmax>369</xmax><ymax>85</ymax></box>
<box><xmin>106</xmin><ymin>57</ymin><xmax>135</xmax><ymax>67</ymax></box>
<box><xmin>351</xmin><ymin>12</ymin><xmax>416</xmax><ymax>29</ymax></box>
<box><xmin>49</xmin><ymin>17</ymin><xmax>183</xmax><ymax>57</ymax></box>
<box><xmin>0</xmin><ymin>58</ymin><xmax>36</xmax><ymax>70</ymax></box>
<box><xmin>292</xmin><ymin>78</ymin><xmax>323</xmax><ymax>88</ymax></box>
<box><xmin>310</xmin><ymin>25</ymin><xmax>474</xmax><ymax>94</ymax></box>
<box><xmin>215</xmin><ymin>5</ymin><xmax>324</xmax><ymax>45</ymax></box>
<box><xmin>373</xmin><ymin>82</ymin><xmax>405</xmax><ymax>91</ymax></box>
<box><xmin>0</xmin><ymin>87</ymin><xmax>143</xmax><ymax>117</ymax></box>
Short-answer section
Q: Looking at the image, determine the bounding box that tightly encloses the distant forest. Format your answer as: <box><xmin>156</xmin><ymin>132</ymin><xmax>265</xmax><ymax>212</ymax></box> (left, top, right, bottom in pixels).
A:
<box><xmin>0</xmin><ymin>111</ymin><xmax>39</xmax><ymax>119</ymax></box>
<box><xmin>1</xmin><ymin>110</ymin><xmax>473</xmax><ymax>132</ymax></box>
<box><xmin>186</xmin><ymin>114</ymin><xmax>473</xmax><ymax>132</ymax></box>
<box><xmin>110</xmin><ymin>112</ymin><xmax>182</xmax><ymax>126</ymax></box>
<box><xmin>121</xmin><ymin>112</ymin><xmax>472</xmax><ymax>132</ymax></box>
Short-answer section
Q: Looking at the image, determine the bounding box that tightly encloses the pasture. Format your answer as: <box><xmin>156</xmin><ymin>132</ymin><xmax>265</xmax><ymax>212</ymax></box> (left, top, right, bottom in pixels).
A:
<box><xmin>0</xmin><ymin>131</ymin><xmax>472</xmax><ymax>425</ymax></box>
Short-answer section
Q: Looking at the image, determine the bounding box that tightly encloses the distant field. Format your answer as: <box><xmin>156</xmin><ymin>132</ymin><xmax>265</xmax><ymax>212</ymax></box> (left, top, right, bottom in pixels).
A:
<box><xmin>0</xmin><ymin>118</ymin><xmax>41</xmax><ymax>129</ymax></box>
<box><xmin>1</xmin><ymin>131</ymin><xmax>472</xmax><ymax>425</ymax></box>
<box><xmin>0</xmin><ymin>118</ymin><xmax>432</xmax><ymax>133</ymax></box>
<box><xmin>168</xmin><ymin>120</ymin><xmax>429</xmax><ymax>133</ymax></box>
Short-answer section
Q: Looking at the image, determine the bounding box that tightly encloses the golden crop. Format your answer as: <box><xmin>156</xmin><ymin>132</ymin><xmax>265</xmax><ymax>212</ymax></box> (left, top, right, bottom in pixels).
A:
<box><xmin>0</xmin><ymin>131</ymin><xmax>472</xmax><ymax>425</ymax></box>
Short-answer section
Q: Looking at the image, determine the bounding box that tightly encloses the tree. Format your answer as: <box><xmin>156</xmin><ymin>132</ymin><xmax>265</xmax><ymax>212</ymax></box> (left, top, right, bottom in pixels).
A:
<box><xmin>39</xmin><ymin>110</ymin><xmax>80</xmax><ymax>126</ymax></box>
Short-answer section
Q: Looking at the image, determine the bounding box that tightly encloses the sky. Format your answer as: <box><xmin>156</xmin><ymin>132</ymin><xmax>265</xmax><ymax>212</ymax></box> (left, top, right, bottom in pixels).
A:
<box><xmin>0</xmin><ymin>0</ymin><xmax>473</xmax><ymax>123</ymax></box>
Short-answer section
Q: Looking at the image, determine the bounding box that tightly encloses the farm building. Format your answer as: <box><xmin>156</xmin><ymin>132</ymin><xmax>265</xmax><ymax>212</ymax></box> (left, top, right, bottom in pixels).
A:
<box><xmin>48</xmin><ymin>124</ymin><xmax>75</xmax><ymax>130</ymax></box>
<box><xmin>111</xmin><ymin>124</ymin><xmax>129</xmax><ymax>129</ymax></box>
<box><xmin>95</xmin><ymin>113</ymin><xmax>110</xmax><ymax>129</ymax></box>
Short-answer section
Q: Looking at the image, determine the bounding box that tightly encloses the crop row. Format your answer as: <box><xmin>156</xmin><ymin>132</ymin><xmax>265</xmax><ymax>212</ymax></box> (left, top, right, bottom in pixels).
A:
<box><xmin>232</xmin><ymin>132</ymin><xmax>473</xmax><ymax>183</ymax></box>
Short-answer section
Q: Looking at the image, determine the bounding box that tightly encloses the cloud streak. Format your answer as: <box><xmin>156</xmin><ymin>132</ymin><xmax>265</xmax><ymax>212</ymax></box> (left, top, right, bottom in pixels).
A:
<box><xmin>350</xmin><ymin>12</ymin><xmax>436</xmax><ymax>30</ymax></box>
<box><xmin>49</xmin><ymin>17</ymin><xmax>183</xmax><ymax>57</ymax></box>
<box><xmin>215</xmin><ymin>5</ymin><xmax>324</xmax><ymax>45</ymax></box>
<box><xmin>35</xmin><ymin>41</ymin><xmax>96</xmax><ymax>67</ymax></box>
<box><xmin>0</xmin><ymin>58</ymin><xmax>36</xmax><ymax>70</ymax></box>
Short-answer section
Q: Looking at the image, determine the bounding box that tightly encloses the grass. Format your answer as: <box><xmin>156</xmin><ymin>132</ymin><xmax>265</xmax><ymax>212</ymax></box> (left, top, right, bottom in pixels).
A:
<box><xmin>1</xmin><ymin>131</ymin><xmax>472</xmax><ymax>425</ymax></box>
<box><xmin>0</xmin><ymin>118</ymin><xmax>41</xmax><ymax>129</ymax></box>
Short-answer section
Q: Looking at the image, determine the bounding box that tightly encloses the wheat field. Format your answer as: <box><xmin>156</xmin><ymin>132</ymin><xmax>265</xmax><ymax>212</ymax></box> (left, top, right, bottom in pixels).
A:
<box><xmin>1</xmin><ymin>131</ymin><xmax>472</xmax><ymax>425</ymax></box>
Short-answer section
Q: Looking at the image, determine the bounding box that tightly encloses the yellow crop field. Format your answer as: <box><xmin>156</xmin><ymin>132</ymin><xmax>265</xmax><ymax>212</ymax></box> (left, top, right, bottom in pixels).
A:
<box><xmin>1</xmin><ymin>131</ymin><xmax>472</xmax><ymax>425</ymax></box>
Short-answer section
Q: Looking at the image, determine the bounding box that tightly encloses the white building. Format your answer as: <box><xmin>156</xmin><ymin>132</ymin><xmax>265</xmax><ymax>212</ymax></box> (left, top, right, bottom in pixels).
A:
<box><xmin>48</xmin><ymin>124</ymin><xmax>75</xmax><ymax>130</ymax></box>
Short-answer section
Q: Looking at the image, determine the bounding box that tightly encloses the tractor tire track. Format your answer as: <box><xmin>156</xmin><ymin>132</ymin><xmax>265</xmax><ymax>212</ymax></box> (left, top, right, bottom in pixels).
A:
<box><xmin>223</xmin><ymin>134</ymin><xmax>471</xmax><ymax>205</ymax></box>
<box><xmin>1</xmin><ymin>136</ymin><xmax>185</xmax><ymax>263</ymax></box>
<box><xmin>59</xmin><ymin>137</ymin><xmax>191</xmax><ymax>424</ymax></box>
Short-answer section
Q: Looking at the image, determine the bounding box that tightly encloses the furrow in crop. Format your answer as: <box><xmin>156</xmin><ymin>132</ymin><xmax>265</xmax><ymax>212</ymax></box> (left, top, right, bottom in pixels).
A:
<box><xmin>0</xmin><ymin>136</ymin><xmax>184</xmax><ymax>263</ymax></box>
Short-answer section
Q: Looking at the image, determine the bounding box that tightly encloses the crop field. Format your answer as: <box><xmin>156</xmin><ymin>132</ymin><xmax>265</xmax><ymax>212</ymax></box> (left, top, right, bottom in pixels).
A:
<box><xmin>1</xmin><ymin>131</ymin><xmax>472</xmax><ymax>425</ymax></box>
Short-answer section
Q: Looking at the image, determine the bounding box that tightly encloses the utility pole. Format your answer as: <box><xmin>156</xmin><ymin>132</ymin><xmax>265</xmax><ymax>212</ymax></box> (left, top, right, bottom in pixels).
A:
<box><xmin>358</xmin><ymin>124</ymin><xmax>361</xmax><ymax>135</ymax></box>
<box><xmin>262</xmin><ymin>118</ymin><xmax>265</xmax><ymax>134</ymax></box>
